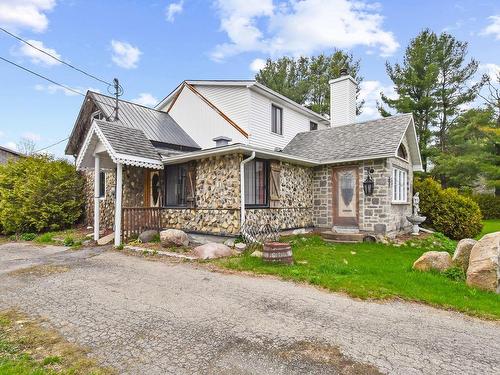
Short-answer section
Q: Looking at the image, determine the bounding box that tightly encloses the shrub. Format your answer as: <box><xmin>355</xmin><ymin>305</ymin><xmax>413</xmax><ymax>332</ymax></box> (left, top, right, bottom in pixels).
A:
<box><xmin>35</xmin><ymin>232</ymin><xmax>54</xmax><ymax>243</ymax></box>
<box><xmin>471</xmin><ymin>193</ymin><xmax>500</xmax><ymax>219</ymax></box>
<box><xmin>414</xmin><ymin>177</ymin><xmax>482</xmax><ymax>240</ymax></box>
<box><xmin>0</xmin><ymin>155</ymin><xmax>84</xmax><ymax>234</ymax></box>
<box><xmin>63</xmin><ymin>237</ymin><xmax>75</xmax><ymax>247</ymax></box>
<box><xmin>20</xmin><ymin>232</ymin><xmax>36</xmax><ymax>241</ymax></box>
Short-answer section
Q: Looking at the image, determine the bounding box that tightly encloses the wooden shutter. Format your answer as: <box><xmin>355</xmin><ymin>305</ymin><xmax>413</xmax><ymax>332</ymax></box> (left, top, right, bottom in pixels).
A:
<box><xmin>269</xmin><ymin>162</ymin><xmax>281</xmax><ymax>208</ymax></box>
<box><xmin>186</xmin><ymin>162</ymin><xmax>196</xmax><ymax>207</ymax></box>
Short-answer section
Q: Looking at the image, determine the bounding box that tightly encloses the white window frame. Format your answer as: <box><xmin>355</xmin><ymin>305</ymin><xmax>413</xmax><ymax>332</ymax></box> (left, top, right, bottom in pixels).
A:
<box><xmin>271</xmin><ymin>104</ymin><xmax>283</xmax><ymax>135</ymax></box>
<box><xmin>98</xmin><ymin>171</ymin><xmax>106</xmax><ymax>199</ymax></box>
<box><xmin>392</xmin><ymin>167</ymin><xmax>408</xmax><ymax>203</ymax></box>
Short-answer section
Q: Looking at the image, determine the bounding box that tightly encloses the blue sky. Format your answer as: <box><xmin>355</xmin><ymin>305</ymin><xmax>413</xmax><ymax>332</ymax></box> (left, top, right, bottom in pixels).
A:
<box><xmin>0</xmin><ymin>0</ymin><xmax>499</xmax><ymax>157</ymax></box>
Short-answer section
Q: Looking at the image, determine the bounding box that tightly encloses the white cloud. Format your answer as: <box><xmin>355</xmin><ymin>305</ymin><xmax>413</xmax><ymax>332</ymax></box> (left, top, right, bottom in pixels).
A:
<box><xmin>22</xmin><ymin>131</ymin><xmax>41</xmax><ymax>142</ymax></box>
<box><xmin>16</xmin><ymin>39</ymin><xmax>61</xmax><ymax>66</ymax></box>
<box><xmin>166</xmin><ymin>0</ymin><xmax>184</xmax><ymax>22</ymax></box>
<box><xmin>131</xmin><ymin>92</ymin><xmax>159</xmax><ymax>107</ymax></box>
<box><xmin>0</xmin><ymin>0</ymin><xmax>56</xmax><ymax>33</ymax></box>
<box><xmin>479</xmin><ymin>63</ymin><xmax>500</xmax><ymax>80</ymax></box>
<box><xmin>110</xmin><ymin>40</ymin><xmax>142</xmax><ymax>69</ymax></box>
<box><xmin>481</xmin><ymin>15</ymin><xmax>500</xmax><ymax>40</ymax></box>
<box><xmin>249</xmin><ymin>58</ymin><xmax>266</xmax><ymax>72</ymax></box>
<box><xmin>34</xmin><ymin>83</ymin><xmax>99</xmax><ymax>96</ymax></box>
<box><xmin>4</xmin><ymin>141</ymin><xmax>17</xmax><ymax>151</ymax></box>
<box><xmin>358</xmin><ymin>80</ymin><xmax>397</xmax><ymax>121</ymax></box>
<box><xmin>211</xmin><ymin>0</ymin><xmax>398</xmax><ymax>61</ymax></box>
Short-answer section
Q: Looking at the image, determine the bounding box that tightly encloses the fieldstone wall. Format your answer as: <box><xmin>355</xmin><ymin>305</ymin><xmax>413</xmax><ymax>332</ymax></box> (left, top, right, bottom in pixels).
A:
<box><xmin>312</xmin><ymin>166</ymin><xmax>333</xmax><ymax>227</ymax></box>
<box><xmin>312</xmin><ymin>151</ymin><xmax>413</xmax><ymax>236</ymax></box>
<box><xmin>161</xmin><ymin>154</ymin><xmax>242</xmax><ymax>235</ymax></box>
<box><xmin>83</xmin><ymin>165</ymin><xmax>147</xmax><ymax>231</ymax></box>
<box><xmin>247</xmin><ymin>162</ymin><xmax>314</xmax><ymax>229</ymax></box>
<box><xmin>0</xmin><ymin>149</ymin><xmax>19</xmax><ymax>164</ymax></box>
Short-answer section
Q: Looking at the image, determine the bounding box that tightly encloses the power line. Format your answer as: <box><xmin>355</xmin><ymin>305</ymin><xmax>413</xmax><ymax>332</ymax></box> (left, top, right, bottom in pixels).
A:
<box><xmin>0</xmin><ymin>27</ymin><xmax>112</xmax><ymax>86</ymax></box>
<box><xmin>0</xmin><ymin>55</ymin><xmax>119</xmax><ymax>113</ymax></box>
<box><xmin>0</xmin><ymin>55</ymin><xmax>86</xmax><ymax>96</ymax></box>
<box><xmin>34</xmin><ymin>137</ymin><xmax>70</xmax><ymax>153</ymax></box>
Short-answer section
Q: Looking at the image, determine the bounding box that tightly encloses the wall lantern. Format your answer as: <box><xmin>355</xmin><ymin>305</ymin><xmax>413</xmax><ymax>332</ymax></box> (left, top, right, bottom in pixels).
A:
<box><xmin>363</xmin><ymin>168</ymin><xmax>375</xmax><ymax>196</ymax></box>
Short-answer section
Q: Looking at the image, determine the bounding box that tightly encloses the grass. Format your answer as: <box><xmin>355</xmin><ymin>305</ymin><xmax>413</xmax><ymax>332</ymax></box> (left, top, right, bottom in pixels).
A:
<box><xmin>476</xmin><ymin>219</ymin><xmax>500</xmax><ymax>239</ymax></box>
<box><xmin>0</xmin><ymin>309</ymin><xmax>113</xmax><ymax>374</ymax></box>
<box><xmin>219</xmin><ymin>235</ymin><xmax>500</xmax><ymax>320</ymax></box>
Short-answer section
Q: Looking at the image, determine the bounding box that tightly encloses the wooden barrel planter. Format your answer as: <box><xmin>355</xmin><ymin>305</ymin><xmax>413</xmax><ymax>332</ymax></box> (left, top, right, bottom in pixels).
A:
<box><xmin>263</xmin><ymin>242</ymin><xmax>293</xmax><ymax>265</ymax></box>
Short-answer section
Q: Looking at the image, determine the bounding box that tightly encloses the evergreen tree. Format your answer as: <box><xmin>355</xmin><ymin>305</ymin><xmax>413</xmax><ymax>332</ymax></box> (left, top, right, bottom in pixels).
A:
<box><xmin>255</xmin><ymin>51</ymin><xmax>363</xmax><ymax>116</ymax></box>
<box><xmin>433</xmin><ymin>32</ymin><xmax>480</xmax><ymax>151</ymax></box>
<box><xmin>378</xmin><ymin>29</ymin><xmax>439</xmax><ymax>171</ymax></box>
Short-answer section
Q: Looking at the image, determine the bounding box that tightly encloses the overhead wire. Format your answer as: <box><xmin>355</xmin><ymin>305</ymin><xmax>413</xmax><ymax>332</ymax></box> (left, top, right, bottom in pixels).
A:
<box><xmin>0</xmin><ymin>27</ymin><xmax>113</xmax><ymax>87</ymax></box>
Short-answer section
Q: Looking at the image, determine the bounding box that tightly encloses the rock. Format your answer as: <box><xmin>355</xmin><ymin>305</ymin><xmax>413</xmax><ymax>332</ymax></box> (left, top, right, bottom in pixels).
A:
<box><xmin>234</xmin><ymin>242</ymin><xmax>247</xmax><ymax>252</ymax></box>
<box><xmin>413</xmin><ymin>251</ymin><xmax>452</xmax><ymax>272</ymax></box>
<box><xmin>452</xmin><ymin>238</ymin><xmax>477</xmax><ymax>271</ymax></box>
<box><xmin>139</xmin><ymin>230</ymin><xmax>159</xmax><ymax>243</ymax></box>
<box><xmin>97</xmin><ymin>232</ymin><xmax>114</xmax><ymax>246</ymax></box>
<box><xmin>160</xmin><ymin>229</ymin><xmax>189</xmax><ymax>248</ymax></box>
<box><xmin>250</xmin><ymin>250</ymin><xmax>262</xmax><ymax>258</ymax></box>
<box><xmin>224</xmin><ymin>238</ymin><xmax>235</xmax><ymax>248</ymax></box>
<box><xmin>193</xmin><ymin>243</ymin><xmax>233</xmax><ymax>259</ymax></box>
<box><xmin>292</xmin><ymin>228</ymin><xmax>307</xmax><ymax>235</ymax></box>
<box><xmin>466</xmin><ymin>232</ymin><xmax>499</xmax><ymax>293</ymax></box>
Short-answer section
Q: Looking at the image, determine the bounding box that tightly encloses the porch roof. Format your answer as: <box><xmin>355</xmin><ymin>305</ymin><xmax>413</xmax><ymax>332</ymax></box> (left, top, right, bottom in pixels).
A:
<box><xmin>76</xmin><ymin>120</ymin><xmax>163</xmax><ymax>170</ymax></box>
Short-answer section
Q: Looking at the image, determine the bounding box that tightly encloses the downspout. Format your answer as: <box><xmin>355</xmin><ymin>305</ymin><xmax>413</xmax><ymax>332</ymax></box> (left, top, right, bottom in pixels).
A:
<box><xmin>240</xmin><ymin>151</ymin><xmax>256</xmax><ymax>226</ymax></box>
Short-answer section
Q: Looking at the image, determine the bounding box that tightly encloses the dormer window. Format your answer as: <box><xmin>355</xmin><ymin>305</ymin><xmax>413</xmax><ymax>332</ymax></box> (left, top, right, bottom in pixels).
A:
<box><xmin>397</xmin><ymin>144</ymin><xmax>408</xmax><ymax>160</ymax></box>
<box><xmin>271</xmin><ymin>105</ymin><xmax>283</xmax><ymax>135</ymax></box>
<box><xmin>92</xmin><ymin>110</ymin><xmax>105</xmax><ymax>121</ymax></box>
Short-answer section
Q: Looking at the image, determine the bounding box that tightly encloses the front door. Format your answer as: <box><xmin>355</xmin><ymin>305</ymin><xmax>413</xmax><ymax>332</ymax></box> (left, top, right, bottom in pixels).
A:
<box><xmin>332</xmin><ymin>167</ymin><xmax>359</xmax><ymax>227</ymax></box>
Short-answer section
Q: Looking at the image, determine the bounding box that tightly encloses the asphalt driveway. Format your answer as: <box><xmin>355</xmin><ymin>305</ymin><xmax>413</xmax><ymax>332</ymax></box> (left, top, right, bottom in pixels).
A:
<box><xmin>0</xmin><ymin>242</ymin><xmax>498</xmax><ymax>374</ymax></box>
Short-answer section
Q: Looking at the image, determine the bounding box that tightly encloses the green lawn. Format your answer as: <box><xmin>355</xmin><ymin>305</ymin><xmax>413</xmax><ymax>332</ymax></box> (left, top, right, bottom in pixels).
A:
<box><xmin>219</xmin><ymin>235</ymin><xmax>500</xmax><ymax>319</ymax></box>
<box><xmin>477</xmin><ymin>219</ymin><xmax>500</xmax><ymax>239</ymax></box>
<box><xmin>0</xmin><ymin>310</ymin><xmax>112</xmax><ymax>375</ymax></box>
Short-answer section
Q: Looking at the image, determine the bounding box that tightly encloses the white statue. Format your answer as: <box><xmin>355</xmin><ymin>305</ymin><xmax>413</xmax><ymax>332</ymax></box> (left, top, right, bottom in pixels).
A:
<box><xmin>413</xmin><ymin>192</ymin><xmax>420</xmax><ymax>216</ymax></box>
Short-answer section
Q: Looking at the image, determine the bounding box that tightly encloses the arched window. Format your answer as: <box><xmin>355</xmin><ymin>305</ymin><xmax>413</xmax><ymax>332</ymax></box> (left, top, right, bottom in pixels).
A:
<box><xmin>397</xmin><ymin>144</ymin><xmax>408</xmax><ymax>160</ymax></box>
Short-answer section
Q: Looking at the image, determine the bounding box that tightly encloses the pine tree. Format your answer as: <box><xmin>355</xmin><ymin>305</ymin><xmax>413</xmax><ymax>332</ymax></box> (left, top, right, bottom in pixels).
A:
<box><xmin>378</xmin><ymin>29</ymin><xmax>439</xmax><ymax>171</ymax></box>
<box><xmin>433</xmin><ymin>33</ymin><xmax>480</xmax><ymax>151</ymax></box>
<box><xmin>255</xmin><ymin>51</ymin><xmax>363</xmax><ymax>116</ymax></box>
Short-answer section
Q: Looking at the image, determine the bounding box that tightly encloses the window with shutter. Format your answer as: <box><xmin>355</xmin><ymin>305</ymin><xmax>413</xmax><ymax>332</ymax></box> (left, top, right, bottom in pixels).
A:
<box><xmin>269</xmin><ymin>163</ymin><xmax>281</xmax><ymax>207</ymax></box>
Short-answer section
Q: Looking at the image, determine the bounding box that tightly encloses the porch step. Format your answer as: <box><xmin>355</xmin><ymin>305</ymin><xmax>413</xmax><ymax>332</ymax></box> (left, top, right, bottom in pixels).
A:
<box><xmin>320</xmin><ymin>231</ymin><xmax>365</xmax><ymax>243</ymax></box>
<box><xmin>332</xmin><ymin>226</ymin><xmax>360</xmax><ymax>234</ymax></box>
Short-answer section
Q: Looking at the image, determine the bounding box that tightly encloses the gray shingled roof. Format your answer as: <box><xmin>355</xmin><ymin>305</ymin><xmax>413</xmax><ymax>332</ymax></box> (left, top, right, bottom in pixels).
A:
<box><xmin>283</xmin><ymin>114</ymin><xmax>413</xmax><ymax>162</ymax></box>
<box><xmin>95</xmin><ymin>120</ymin><xmax>161</xmax><ymax>161</ymax></box>
<box><xmin>91</xmin><ymin>92</ymin><xmax>199</xmax><ymax>149</ymax></box>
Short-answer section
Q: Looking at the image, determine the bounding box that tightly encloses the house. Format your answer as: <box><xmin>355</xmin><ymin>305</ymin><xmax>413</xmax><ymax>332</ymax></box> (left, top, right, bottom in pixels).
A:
<box><xmin>66</xmin><ymin>72</ymin><xmax>422</xmax><ymax>246</ymax></box>
<box><xmin>0</xmin><ymin>145</ymin><xmax>22</xmax><ymax>164</ymax></box>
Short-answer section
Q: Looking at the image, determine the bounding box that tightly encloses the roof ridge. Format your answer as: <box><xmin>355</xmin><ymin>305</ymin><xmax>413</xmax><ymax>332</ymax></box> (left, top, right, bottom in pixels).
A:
<box><xmin>89</xmin><ymin>90</ymin><xmax>165</xmax><ymax>113</ymax></box>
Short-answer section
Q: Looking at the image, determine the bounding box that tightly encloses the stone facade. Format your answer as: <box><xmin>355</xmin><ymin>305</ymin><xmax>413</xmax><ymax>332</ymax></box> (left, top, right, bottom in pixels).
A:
<box><xmin>247</xmin><ymin>161</ymin><xmax>314</xmax><ymax>229</ymax></box>
<box><xmin>83</xmin><ymin>142</ymin><xmax>413</xmax><ymax>237</ymax></box>
<box><xmin>0</xmin><ymin>148</ymin><xmax>20</xmax><ymax>165</ymax></box>
<box><xmin>312</xmin><ymin>136</ymin><xmax>413</xmax><ymax>236</ymax></box>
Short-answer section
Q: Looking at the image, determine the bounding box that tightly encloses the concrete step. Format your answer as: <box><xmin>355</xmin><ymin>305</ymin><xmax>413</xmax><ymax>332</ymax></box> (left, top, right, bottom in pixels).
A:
<box><xmin>320</xmin><ymin>231</ymin><xmax>365</xmax><ymax>243</ymax></box>
<box><xmin>332</xmin><ymin>226</ymin><xmax>360</xmax><ymax>234</ymax></box>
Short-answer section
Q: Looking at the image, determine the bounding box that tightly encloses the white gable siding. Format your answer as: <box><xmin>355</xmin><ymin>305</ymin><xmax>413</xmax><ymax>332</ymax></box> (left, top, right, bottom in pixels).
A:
<box><xmin>248</xmin><ymin>90</ymin><xmax>314</xmax><ymax>150</ymax></box>
<box><xmin>194</xmin><ymin>85</ymin><xmax>250</xmax><ymax>132</ymax></box>
<box><xmin>168</xmin><ymin>87</ymin><xmax>248</xmax><ymax>149</ymax></box>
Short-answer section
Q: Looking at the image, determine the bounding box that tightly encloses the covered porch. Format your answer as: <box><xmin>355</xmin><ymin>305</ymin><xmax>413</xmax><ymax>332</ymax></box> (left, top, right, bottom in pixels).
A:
<box><xmin>76</xmin><ymin>119</ymin><xmax>164</xmax><ymax>245</ymax></box>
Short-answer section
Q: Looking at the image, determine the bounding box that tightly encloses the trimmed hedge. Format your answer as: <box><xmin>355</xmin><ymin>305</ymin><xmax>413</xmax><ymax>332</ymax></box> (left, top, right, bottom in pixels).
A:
<box><xmin>0</xmin><ymin>155</ymin><xmax>84</xmax><ymax>234</ymax></box>
<box><xmin>414</xmin><ymin>177</ymin><xmax>482</xmax><ymax>240</ymax></box>
<box><xmin>471</xmin><ymin>193</ymin><xmax>500</xmax><ymax>219</ymax></box>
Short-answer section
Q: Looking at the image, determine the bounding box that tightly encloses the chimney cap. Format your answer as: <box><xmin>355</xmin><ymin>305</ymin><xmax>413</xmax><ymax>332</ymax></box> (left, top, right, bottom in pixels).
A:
<box><xmin>340</xmin><ymin>67</ymin><xmax>348</xmax><ymax>76</ymax></box>
<box><xmin>212</xmin><ymin>136</ymin><xmax>232</xmax><ymax>147</ymax></box>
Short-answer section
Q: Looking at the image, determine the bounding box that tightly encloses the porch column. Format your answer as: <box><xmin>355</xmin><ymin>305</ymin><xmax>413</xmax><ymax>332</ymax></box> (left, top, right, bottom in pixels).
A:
<box><xmin>114</xmin><ymin>162</ymin><xmax>123</xmax><ymax>246</ymax></box>
<box><xmin>93</xmin><ymin>154</ymin><xmax>100</xmax><ymax>241</ymax></box>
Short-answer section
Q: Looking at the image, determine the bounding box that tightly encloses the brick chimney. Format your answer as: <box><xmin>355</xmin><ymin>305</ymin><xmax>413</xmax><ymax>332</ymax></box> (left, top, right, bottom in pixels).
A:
<box><xmin>329</xmin><ymin>68</ymin><xmax>357</xmax><ymax>127</ymax></box>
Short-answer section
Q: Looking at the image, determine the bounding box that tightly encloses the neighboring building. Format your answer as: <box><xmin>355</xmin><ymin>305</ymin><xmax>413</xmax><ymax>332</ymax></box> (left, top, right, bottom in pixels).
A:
<box><xmin>66</xmin><ymin>72</ymin><xmax>422</xmax><ymax>246</ymax></box>
<box><xmin>0</xmin><ymin>145</ymin><xmax>22</xmax><ymax>164</ymax></box>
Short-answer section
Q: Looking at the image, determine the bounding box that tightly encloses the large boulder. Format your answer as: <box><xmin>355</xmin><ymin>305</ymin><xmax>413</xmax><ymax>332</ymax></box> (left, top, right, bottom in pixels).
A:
<box><xmin>160</xmin><ymin>229</ymin><xmax>189</xmax><ymax>248</ymax></box>
<box><xmin>139</xmin><ymin>230</ymin><xmax>159</xmax><ymax>243</ymax></box>
<box><xmin>452</xmin><ymin>238</ymin><xmax>477</xmax><ymax>271</ymax></box>
<box><xmin>193</xmin><ymin>243</ymin><xmax>233</xmax><ymax>259</ymax></box>
<box><xmin>413</xmin><ymin>251</ymin><xmax>452</xmax><ymax>272</ymax></box>
<box><xmin>466</xmin><ymin>232</ymin><xmax>500</xmax><ymax>293</ymax></box>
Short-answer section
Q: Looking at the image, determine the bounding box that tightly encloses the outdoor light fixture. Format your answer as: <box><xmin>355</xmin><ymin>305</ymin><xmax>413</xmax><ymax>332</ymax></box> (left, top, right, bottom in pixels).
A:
<box><xmin>363</xmin><ymin>168</ymin><xmax>375</xmax><ymax>196</ymax></box>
